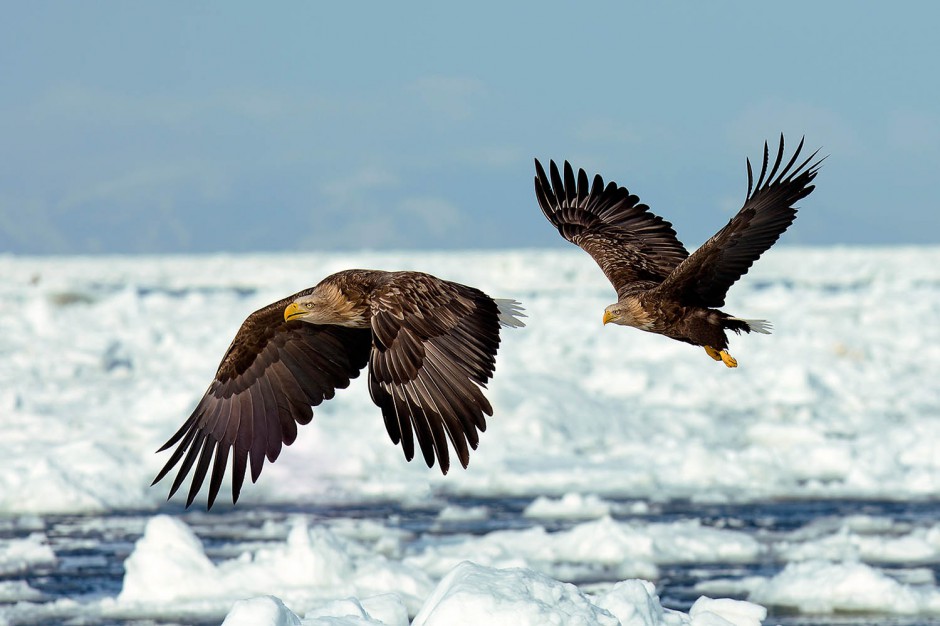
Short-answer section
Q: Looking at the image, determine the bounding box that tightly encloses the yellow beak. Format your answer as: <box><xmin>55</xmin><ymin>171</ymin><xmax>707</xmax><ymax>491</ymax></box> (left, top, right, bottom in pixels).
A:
<box><xmin>284</xmin><ymin>302</ymin><xmax>304</xmax><ymax>322</ymax></box>
<box><xmin>602</xmin><ymin>310</ymin><xmax>613</xmax><ymax>325</ymax></box>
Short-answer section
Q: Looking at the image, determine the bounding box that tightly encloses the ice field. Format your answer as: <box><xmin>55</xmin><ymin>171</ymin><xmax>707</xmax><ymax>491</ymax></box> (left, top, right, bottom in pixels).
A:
<box><xmin>2</xmin><ymin>246</ymin><xmax>940</xmax><ymax>625</ymax></box>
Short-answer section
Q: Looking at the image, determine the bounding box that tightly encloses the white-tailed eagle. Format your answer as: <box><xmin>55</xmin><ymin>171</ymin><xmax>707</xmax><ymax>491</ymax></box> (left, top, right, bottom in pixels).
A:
<box><xmin>534</xmin><ymin>135</ymin><xmax>822</xmax><ymax>367</ymax></box>
<box><xmin>153</xmin><ymin>269</ymin><xmax>525</xmax><ymax>509</ymax></box>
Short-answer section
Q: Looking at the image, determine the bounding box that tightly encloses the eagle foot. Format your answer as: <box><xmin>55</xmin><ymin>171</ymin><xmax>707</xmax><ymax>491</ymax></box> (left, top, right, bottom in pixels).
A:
<box><xmin>704</xmin><ymin>346</ymin><xmax>722</xmax><ymax>361</ymax></box>
<box><xmin>719</xmin><ymin>350</ymin><xmax>738</xmax><ymax>368</ymax></box>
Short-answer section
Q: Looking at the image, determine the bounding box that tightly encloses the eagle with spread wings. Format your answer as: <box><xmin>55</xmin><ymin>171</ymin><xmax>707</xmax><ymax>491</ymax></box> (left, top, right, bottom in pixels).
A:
<box><xmin>534</xmin><ymin>135</ymin><xmax>822</xmax><ymax>367</ymax></box>
<box><xmin>153</xmin><ymin>270</ymin><xmax>525</xmax><ymax>509</ymax></box>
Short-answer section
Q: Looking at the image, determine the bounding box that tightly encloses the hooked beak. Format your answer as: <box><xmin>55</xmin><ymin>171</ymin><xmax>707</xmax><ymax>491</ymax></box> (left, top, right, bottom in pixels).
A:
<box><xmin>602</xmin><ymin>310</ymin><xmax>613</xmax><ymax>325</ymax></box>
<box><xmin>284</xmin><ymin>302</ymin><xmax>305</xmax><ymax>322</ymax></box>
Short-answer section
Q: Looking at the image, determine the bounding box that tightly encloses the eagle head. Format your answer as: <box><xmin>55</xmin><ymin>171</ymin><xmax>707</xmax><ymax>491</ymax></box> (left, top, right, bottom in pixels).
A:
<box><xmin>602</xmin><ymin>299</ymin><xmax>652</xmax><ymax>330</ymax></box>
<box><xmin>602</xmin><ymin>304</ymin><xmax>623</xmax><ymax>326</ymax></box>
<box><xmin>283</xmin><ymin>283</ymin><xmax>370</xmax><ymax>328</ymax></box>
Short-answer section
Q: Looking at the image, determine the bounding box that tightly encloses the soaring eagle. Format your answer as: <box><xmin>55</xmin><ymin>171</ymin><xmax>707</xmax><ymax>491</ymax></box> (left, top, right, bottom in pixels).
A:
<box><xmin>534</xmin><ymin>135</ymin><xmax>822</xmax><ymax>367</ymax></box>
<box><xmin>152</xmin><ymin>270</ymin><xmax>525</xmax><ymax>509</ymax></box>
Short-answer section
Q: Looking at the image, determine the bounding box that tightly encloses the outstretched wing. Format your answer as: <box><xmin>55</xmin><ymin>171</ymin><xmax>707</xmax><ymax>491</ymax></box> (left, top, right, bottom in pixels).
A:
<box><xmin>658</xmin><ymin>135</ymin><xmax>823</xmax><ymax>307</ymax></box>
<box><xmin>367</xmin><ymin>273</ymin><xmax>504</xmax><ymax>474</ymax></box>
<box><xmin>152</xmin><ymin>294</ymin><xmax>372</xmax><ymax>509</ymax></box>
<box><xmin>534</xmin><ymin>159</ymin><xmax>689</xmax><ymax>298</ymax></box>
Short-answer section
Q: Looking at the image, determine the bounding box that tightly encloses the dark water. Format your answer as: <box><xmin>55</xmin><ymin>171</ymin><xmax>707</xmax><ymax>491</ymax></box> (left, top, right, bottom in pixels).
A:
<box><xmin>5</xmin><ymin>498</ymin><xmax>940</xmax><ymax>625</ymax></box>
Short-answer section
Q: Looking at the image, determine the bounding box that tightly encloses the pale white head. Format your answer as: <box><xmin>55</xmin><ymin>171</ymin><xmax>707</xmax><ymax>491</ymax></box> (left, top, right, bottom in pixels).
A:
<box><xmin>602</xmin><ymin>302</ymin><xmax>628</xmax><ymax>326</ymax></box>
<box><xmin>601</xmin><ymin>298</ymin><xmax>651</xmax><ymax>330</ymax></box>
<box><xmin>283</xmin><ymin>283</ymin><xmax>369</xmax><ymax>328</ymax></box>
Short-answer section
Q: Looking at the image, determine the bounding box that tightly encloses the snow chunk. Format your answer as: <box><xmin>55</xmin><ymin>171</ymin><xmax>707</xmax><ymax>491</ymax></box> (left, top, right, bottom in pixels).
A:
<box><xmin>436</xmin><ymin>504</ymin><xmax>489</xmax><ymax>522</ymax></box>
<box><xmin>412</xmin><ymin>561</ymin><xmax>621</xmax><ymax>626</ymax></box>
<box><xmin>222</xmin><ymin>593</ymin><xmax>408</xmax><ymax>626</ymax></box>
<box><xmin>411</xmin><ymin>562</ymin><xmax>766</xmax><ymax>626</ymax></box>
<box><xmin>776</xmin><ymin>515</ymin><xmax>940</xmax><ymax>564</ymax></box>
<box><xmin>222</xmin><ymin>596</ymin><xmax>301</xmax><ymax>626</ymax></box>
<box><xmin>407</xmin><ymin>516</ymin><xmax>760</xmax><ymax>583</ymax></box>
<box><xmin>0</xmin><ymin>579</ymin><xmax>43</xmax><ymax>602</ymax></box>
<box><xmin>118</xmin><ymin>515</ymin><xmax>216</xmax><ymax>604</ymax></box>
<box><xmin>591</xmin><ymin>579</ymin><xmax>670</xmax><ymax>626</ymax></box>
<box><xmin>0</xmin><ymin>533</ymin><xmax>56</xmax><ymax>576</ymax></box>
<box><xmin>117</xmin><ymin>515</ymin><xmax>432</xmax><ymax>615</ymax></box>
<box><xmin>745</xmin><ymin>560</ymin><xmax>940</xmax><ymax>614</ymax></box>
<box><xmin>689</xmin><ymin>597</ymin><xmax>766</xmax><ymax>626</ymax></box>
<box><xmin>302</xmin><ymin>594</ymin><xmax>408</xmax><ymax>625</ymax></box>
<box><xmin>524</xmin><ymin>493</ymin><xmax>613</xmax><ymax>519</ymax></box>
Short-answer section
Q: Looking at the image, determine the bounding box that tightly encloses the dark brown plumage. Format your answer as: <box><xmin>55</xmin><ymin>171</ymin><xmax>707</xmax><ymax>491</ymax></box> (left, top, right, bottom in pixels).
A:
<box><xmin>535</xmin><ymin>135</ymin><xmax>822</xmax><ymax>367</ymax></box>
<box><xmin>152</xmin><ymin>269</ymin><xmax>524</xmax><ymax>509</ymax></box>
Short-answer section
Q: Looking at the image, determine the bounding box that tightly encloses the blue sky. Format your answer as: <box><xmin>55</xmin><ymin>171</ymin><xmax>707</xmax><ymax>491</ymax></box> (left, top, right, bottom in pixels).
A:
<box><xmin>2</xmin><ymin>2</ymin><xmax>938</xmax><ymax>254</ymax></box>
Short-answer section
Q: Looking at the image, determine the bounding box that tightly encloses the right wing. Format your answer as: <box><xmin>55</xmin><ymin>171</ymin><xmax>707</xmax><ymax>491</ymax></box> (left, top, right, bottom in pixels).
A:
<box><xmin>656</xmin><ymin>135</ymin><xmax>823</xmax><ymax>307</ymax></box>
<box><xmin>534</xmin><ymin>159</ymin><xmax>689</xmax><ymax>298</ymax></box>
<box><xmin>366</xmin><ymin>272</ymin><xmax>505</xmax><ymax>475</ymax></box>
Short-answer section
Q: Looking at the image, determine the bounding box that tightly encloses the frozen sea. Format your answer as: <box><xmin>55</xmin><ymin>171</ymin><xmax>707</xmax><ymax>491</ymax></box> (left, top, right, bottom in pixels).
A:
<box><xmin>1</xmin><ymin>246</ymin><xmax>939</xmax><ymax>625</ymax></box>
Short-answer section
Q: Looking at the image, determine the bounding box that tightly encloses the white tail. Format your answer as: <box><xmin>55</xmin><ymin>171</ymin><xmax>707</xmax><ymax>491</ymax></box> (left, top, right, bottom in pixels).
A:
<box><xmin>495</xmin><ymin>299</ymin><xmax>526</xmax><ymax>328</ymax></box>
<box><xmin>734</xmin><ymin>318</ymin><xmax>772</xmax><ymax>334</ymax></box>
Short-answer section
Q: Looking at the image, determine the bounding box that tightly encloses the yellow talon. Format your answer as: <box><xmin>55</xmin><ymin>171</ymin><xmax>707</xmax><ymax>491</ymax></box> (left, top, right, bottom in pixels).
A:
<box><xmin>704</xmin><ymin>346</ymin><xmax>722</xmax><ymax>361</ymax></box>
<box><xmin>719</xmin><ymin>350</ymin><xmax>738</xmax><ymax>368</ymax></box>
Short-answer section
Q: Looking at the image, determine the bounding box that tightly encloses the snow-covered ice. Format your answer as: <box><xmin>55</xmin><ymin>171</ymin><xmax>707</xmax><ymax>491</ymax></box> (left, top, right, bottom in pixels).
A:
<box><xmin>523</xmin><ymin>493</ymin><xmax>616</xmax><ymax>519</ymax></box>
<box><xmin>0</xmin><ymin>533</ymin><xmax>56</xmax><ymax>577</ymax></box>
<box><xmin>1</xmin><ymin>246</ymin><xmax>939</xmax><ymax>624</ymax></box>
<box><xmin>115</xmin><ymin>515</ymin><xmax>433</xmax><ymax>615</ymax></box>
<box><xmin>701</xmin><ymin>559</ymin><xmax>940</xmax><ymax>615</ymax></box>
<box><xmin>219</xmin><ymin>562</ymin><xmax>766</xmax><ymax>626</ymax></box>
<box><xmin>3</xmin><ymin>247</ymin><xmax>940</xmax><ymax>512</ymax></box>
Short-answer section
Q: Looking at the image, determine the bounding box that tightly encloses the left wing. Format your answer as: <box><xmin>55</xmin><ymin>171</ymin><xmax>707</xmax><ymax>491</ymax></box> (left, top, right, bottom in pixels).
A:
<box><xmin>657</xmin><ymin>135</ymin><xmax>823</xmax><ymax>307</ymax></box>
<box><xmin>366</xmin><ymin>273</ymin><xmax>504</xmax><ymax>474</ymax></box>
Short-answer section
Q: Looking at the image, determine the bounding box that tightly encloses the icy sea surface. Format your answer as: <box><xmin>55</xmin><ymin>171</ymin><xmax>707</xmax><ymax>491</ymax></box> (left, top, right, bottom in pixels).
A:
<box><xmin>1</xmin><ymin>247</ymin><xmax>940</xmax><ymax>625</ymax></box>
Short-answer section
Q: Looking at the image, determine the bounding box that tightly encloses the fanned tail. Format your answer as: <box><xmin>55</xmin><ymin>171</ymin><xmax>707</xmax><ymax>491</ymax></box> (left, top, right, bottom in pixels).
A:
<box><xmin>495</xmin><ymin>299</ymin><xmax>526</xmax><ymax>328</ymax></box>
<box><xmin>728</xmin><ymin>317</ymin><xmax>772</xmax><ymax>334</ymax></box>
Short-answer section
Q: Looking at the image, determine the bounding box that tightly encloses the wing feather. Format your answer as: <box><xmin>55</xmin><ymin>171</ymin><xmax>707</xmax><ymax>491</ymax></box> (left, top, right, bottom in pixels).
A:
<box><xmin>201</xmin><ymin>397</ymin><xmax>226</xmax><ymax>443</ymax></box>
<box><xmin>231</xmin><ymin>446</ymin><xmax>248</xmax><ymax>503</ymax></box>
<box><xmin>391</xmin><ymin>385</ymin><xmax>414</xmax><ymax>459</ymax></box>
<box><xmin>367</xmin><ymin>272</ymin><xmax>507</xmax><ymax>473</ymax></box>
<box><xmin>424</xmin><ymin>341</ymin><xmax>492</xmax><ymax>422</ymax></box>
<box><xmin>255</xmin><ymin>374</ymin><xmax>282</xmax><ymax>463</ymax></box>
<box><xmin>186</xmin><ymin>435</ymin><xmax>216</xmax><ymax>508</ymax></box>
<box><xmin>207</xmin><ymin>443</ymin><xmax>229</xmax><ymax>510</ymax></box>
<box><xmin>152</xmin><ymin>422</ymin><xmax>198</xmax><ymax>486</ymax></box>
<box><xmin>247</xmin><ymin>385</ymin><xmax>267</xmax><ymax>481</ymax></box>
<box><xmin>153</xmin><ymin>293</ymin><xmax>371</xmax><ymax>509</ymax></box>
<box><xmin>420</xmin><ymin>354</ymin><xmax>479</xmax><ymax>454</ymax></box>
<box><xmin>535</xmin><ymin>159</ymin><xmax>689</xmax><ymax>296</ymax></box>
<box><xmin>168</xmin><ymin>430</ymin><xmax>205</xmax><ymax>500</ymax></box>
<box><xmin>657</xmin><ymin>135</ymin><xmax>823</xmax><ymax>307</ymax></box>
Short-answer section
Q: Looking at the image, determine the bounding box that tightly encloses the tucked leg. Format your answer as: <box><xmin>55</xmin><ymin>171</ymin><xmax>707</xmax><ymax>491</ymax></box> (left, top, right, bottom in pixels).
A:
<box><xmin>704</xmin><ymin>345</ymin><xmax>722</xmax><ymax>361</ymax></box>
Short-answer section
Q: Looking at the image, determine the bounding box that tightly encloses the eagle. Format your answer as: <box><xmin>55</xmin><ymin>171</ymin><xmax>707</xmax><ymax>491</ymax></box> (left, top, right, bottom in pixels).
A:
<box><xmin>152</xmin><ymin>269</ymin><xmax>525</xmax><ymax>509</ymax></box>
<box><xmin>534</xmin><ymin>135</ymin><xmax>822</xmax><ymax>367</ymax></box>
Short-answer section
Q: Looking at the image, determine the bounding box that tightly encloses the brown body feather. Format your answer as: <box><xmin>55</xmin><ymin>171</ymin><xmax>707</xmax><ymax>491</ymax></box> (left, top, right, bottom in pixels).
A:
<box><xmin>535</xmin><ymin>135</ymin><xmax>822</xmax><ymax>352</ymax></box>
<box><xmin>153</xmin><ymin>269</ymin><xmax>521</xmax><ymax>509</ymax></box>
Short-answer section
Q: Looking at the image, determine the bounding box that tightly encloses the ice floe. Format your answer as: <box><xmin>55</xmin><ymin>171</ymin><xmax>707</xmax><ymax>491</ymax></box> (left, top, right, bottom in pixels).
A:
<box><xmin>1</xmin><ymin>246</ymin><xmax>939</xmax><ymax>624</ymax></box>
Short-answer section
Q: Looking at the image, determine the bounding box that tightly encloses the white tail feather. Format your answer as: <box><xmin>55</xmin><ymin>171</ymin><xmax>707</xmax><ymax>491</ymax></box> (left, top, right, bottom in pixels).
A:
<box><xmin>495</xmin><ymin>298</ymin><xmax>526</xmax><ymax>328</ymax></box>
<box><xmin>734</xmin><ymin>317</ymin><xmax>772</xmax><ymax>334</ymax></box>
